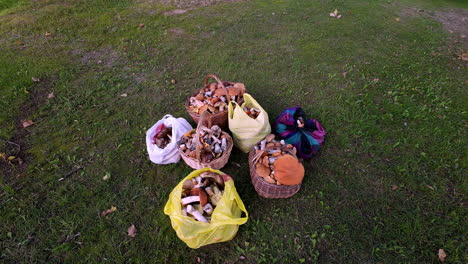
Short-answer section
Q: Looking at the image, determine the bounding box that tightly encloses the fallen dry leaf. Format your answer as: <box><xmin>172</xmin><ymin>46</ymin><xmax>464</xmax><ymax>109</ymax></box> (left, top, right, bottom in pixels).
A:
<box><xmin>395</xmin><ymin>17</ymin><xmax>401</xmax><ymax>22</ymax></box>
<box><xmin>120</xmin><ymin>93</ymin><xmax>128</xmax><ymax>97</ymax></box>
<box><xmin>22</xmin><ymin>120</ymin><xmax>34</xmax><ymax>128</ymax></box>
<box><xmin>103</xmin><ymin>174</ymin><xmax>110</xmax><ymax>181</ymax></box>
<box><xmin>342</xmin><ymin>71</ymin><xmax>348</xmax><ymax>78</ymax></box>
<box><xmin>48</xmin><ymin>92</ymin><xmax>55</xmax><ymax>99</ymax></box>
<box><xmin>101</xmin><ymin>206</ymin><xmax>117</xmax><ymax>217</ymax></box>
<box><xmin>127</xmin><ymin>224</ymin><xmax>137</xmax><ymax>238</ymax></box>
<box><xmin>0</xmin><ymin>153</ymin><xmax>6</xmax><ymax>159</ymax></box>
<box><xmin>32</xmin><ymin>77</ymin><xmax>41</xmax><ymax>83</ymax></box>
<box><xmin>391</xmin><ymin>185</ymin><xmax>398</xmax><ymax>191</ymax></box>
<box><xmin>329</xmin><ymin>9</ymin><xmax>341</xmax><ymax>18</ymax></box>
<box><xmin>438</xmin><ymin>249</ymin><xmax>447</xmax><ymax>262</ymax></box>
<box><xmin>170</xmin><ymin>79</ymin><xmax>176</xmax><ymax>84</ymax></box>
<box><xmin>44</xmin><ymin>32</ymin><xmax>52</xmax><ymax>37</ymax></box>
<box><xmin>461</xmin><ymin>53</ymin><xmax>468</xmax><ymax>61</ymax></box>
<box><xmin>7</xmin><ymin>156</ymin><xmax>15</xmax><ymax>161</ymax></box>
<box><xmin>138</xmin><ymin>23</ymin><xmax>144</xmax><ymax>29</ymax></box>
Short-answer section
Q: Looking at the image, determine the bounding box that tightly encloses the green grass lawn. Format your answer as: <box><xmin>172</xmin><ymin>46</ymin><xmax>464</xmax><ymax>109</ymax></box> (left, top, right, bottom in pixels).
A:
<box><xmin>1</xmin><ymin>0</ymin><xmax>467</xmax><ymax>263</ymax></box>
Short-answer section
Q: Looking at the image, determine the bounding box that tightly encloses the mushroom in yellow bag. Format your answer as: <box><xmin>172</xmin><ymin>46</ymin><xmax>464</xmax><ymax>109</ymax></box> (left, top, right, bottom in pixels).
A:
<box><xmin>164</xmin><ymin>168</ymin><xmax>248</xmax><ymax>249</ymax></box>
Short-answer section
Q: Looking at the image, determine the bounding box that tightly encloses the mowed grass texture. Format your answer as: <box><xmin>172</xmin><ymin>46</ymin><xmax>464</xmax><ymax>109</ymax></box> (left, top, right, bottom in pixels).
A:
<box><xmin>0</xmin><ymin>0</ymin><xmax>467</xmax><ymax>263</ymax></box>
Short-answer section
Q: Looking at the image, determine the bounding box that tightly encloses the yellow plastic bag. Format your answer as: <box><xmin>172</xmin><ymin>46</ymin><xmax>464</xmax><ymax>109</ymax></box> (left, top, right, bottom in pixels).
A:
<box><xmin>228</xmin><ymin>93</ymin><xmax>271</xmax><ymax>153</ymax></box>
<box><xmin>164</xmin><ymin>168</ymin><xmax>249</xmax><ymax>249</ymax></box>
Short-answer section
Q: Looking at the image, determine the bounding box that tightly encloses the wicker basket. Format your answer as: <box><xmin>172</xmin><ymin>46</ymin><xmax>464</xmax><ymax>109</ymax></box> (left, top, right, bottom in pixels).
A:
<box><xmin>248</xmin><ymin>145</ymin><xmax>302</xmax><ymax>198</ymax></box>
<box><xmin>179</xmin><ymin>112</ymin><xmax>233</xmax><ymax>170</ymax></box>
<box><xmin>185</xmin><ymin>74</ymin><xmax>245</xmax><ymax>128</ymax></box>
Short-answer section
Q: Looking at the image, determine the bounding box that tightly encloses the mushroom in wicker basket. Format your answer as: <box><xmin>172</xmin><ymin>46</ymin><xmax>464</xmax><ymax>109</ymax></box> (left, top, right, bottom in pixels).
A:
<box><xmin>178</xmin><ymin>112</ymin><xmax>233</xmax><ymax>170</ymax></box>
<box><xmin>185</xmin><ymin>74</ymin><xmax>246</xmax><ymax>128</ymax></box>
<box><xmin>249</xmin><ymin>134</ymin><xmax>305</xmax><ymax>198</ymax></box>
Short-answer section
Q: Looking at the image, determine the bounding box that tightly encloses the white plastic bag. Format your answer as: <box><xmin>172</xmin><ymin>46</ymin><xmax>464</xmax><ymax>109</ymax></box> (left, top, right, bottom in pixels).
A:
<box><xmin>146</xmin><ymin>114</ymin><xmax>192</xmax><ymax>164</ymax></box>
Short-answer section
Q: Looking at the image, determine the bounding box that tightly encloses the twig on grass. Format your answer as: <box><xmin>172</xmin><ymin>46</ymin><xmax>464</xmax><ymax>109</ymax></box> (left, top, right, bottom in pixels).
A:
<box><xmin>1</xmin><ymin>140</ymin><xmax>21</xmax><ymax>156</ymax></box>
<box><xmin>58</xmin><ymin>166</ymin><xmax>83</xmax><ymax>181</ymax></box>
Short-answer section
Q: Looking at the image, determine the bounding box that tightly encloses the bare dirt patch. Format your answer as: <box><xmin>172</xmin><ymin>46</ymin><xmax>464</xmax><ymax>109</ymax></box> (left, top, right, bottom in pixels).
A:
<box><xmin>139</xmin><ymin>0</ymin><xmax>244</xmax><ymax>9</ymax></box>
<box><xmin>401</xmin><ymin>7</ymin><xmax>468</xmax><ymax>47</ymax></box>
<box><xmin>70</xmin><ymin>46</ymin><xmax>122</xmax><ymax>68</ymax></box>
<box><xmin>163</xmin><ymin>9</ymin><xmax>189</xmax><ymax>16</ymax></box>
<box><xmin>1</xmin><ymin>78</ymin><xmax>56</xmax><ymax>187</ymax></box>
<box><xmin>168</xmin><ymin>27</ymin><xmax>186</xmax><ymax>36</ymax></box>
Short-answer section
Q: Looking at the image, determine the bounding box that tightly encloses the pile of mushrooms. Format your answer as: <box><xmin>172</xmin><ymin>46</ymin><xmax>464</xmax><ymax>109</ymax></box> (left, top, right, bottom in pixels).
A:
<box><xmin>242</xmin><ymin>106</ymin><xmax>260</xmax><ymax>119</ymax></box>
<box><xmin>181</xmin><ymin>172</ymin><xmax>225</xmax><ymax>223</ymax></box>
<box><xmin>153</xmin><ymin>124</ymin><xmax>172</xmax><ymax>149</ymax></box>
<box><xmin>188</xmin><ymin>82</ymin><xmax>245</xmax><ymax>115</ymax></box>
<box><xmin>253</xmin><ymin>134</ymin><xmax>304</xmax><ymax>186</ymax></box>
<box><xmin>177</xmin><ymin>125</ymin><xmax>228</xmax><ymax>163</ymax></box>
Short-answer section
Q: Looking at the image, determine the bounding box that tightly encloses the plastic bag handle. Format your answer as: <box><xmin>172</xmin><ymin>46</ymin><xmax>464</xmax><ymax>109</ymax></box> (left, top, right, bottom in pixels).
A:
<box><xmin>204</xmin><ymin>74</ymin><xmax>230</xmax><ymax>103</ymax></box>
<box><xmin>163</xmin><ymin>114</ymin><xmax>174</xmax><ymax>120</ymax></box>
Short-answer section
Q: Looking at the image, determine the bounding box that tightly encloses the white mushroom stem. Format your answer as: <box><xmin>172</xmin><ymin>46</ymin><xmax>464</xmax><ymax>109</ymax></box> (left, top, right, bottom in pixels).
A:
<box><xmin>187</xmin><ymin>205</ymin><xmax>208</xmax><ymax>223</ymax></box>
<box><xmin>221</xmin><ymin>137</ymin><xmax>227</xmax><ymax>151</ymax></box>
<box><xmin>260</xmin><ymin>140</ymin><xmax>266</xmax><ymax>150</ymax></box>
<box><xmin>203</xmin><ymin>203</ymin><xmax>213</xmax><ymax>216</ymax></box>
<box><xmin>181</xmin><ymin>196</ymin><xmax>200</xmax><ymax>205</ymax></box>
<box><xmin>211</xmin><ymin>135</ymin><xmax>221</xmax><ymax>144</ymax></box>
<box><xmin>194</xmin><ymin>176</ymin><xmax>203</xmax><ymax>188</ymax></box>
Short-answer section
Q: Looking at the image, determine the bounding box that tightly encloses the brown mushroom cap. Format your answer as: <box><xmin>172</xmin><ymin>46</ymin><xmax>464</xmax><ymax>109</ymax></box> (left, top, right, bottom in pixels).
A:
<box><xmin>198</xmin><ymin>104</ymin><xmax>208</xmax><ymax>114</ymax></box>
<box><xmin>195</xmin><ymin>93</ymin><xmax>204</xmax><ymax>101</ymax></box>
<box><xmin>190</xmin><ymin>188</ymin><xmax>208</xmax><ymax>206</ymax></box>
<box><xmin>227</xmin><ymin>87</ymin><xmax>241</xmax><ymax>97</ymax></box>
<box><xmin>273</xmin><ymin>155</ymin><xmax>304</xmax><ymax>185</ymax></box>
<box><xmin>264</xmin><ymin>175</ymin><xmax>276</xmax><ymax>184</ymax></box>
<box><xmin>233</xmin><ymin>83</ymin><xmax>246</xmax><ymax>93</ymax></box>
<box><xmin>255</xmin><ymin>164</ymin><xmax>271</xmax><ymax>178</ymax></box>
<box><xmin>265</xmin><ymin>134</ymin><xmax>275</xmax><ymax>142</ymax></box>
<box><xmin>214</xmin><ymin>88</ymin><xmax>226</xmax><ymax>97</ymax></box>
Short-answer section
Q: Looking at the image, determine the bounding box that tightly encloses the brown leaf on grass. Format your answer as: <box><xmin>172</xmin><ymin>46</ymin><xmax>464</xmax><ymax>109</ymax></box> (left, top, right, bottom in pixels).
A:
<box><xmin>127</xmin><ymin>224</ymin><xmax>137</xmax><ymax>238</ymax></box>
<box><xmin>342</xmin><ymin>71</ymin><xmax>348</xmax><ymax>78</ymax></box>
<box><xmin>391</xmin><ymin>185</ymin><xmax>398</xmax><ymax>191</ymax></box>
<box><xmin>22</xmin><ymin>120</ymin><xmax>34</xmax><ymax>128</ymax></box>
<box><xmin>460</xmin><ymin>53</ymin><xmax>468</xmax><ymax>61</ymax></box>
<box><xmin>32</xmin><ymin>77</ymin><xmax>41</xmax><ymax>83</ymax></box>
<box><xmin>44</xmin><ymin>32</ymin><xmax>52</xmax><ymax>37</ymax></box>
<box><xmin>48</xmin><ymin>92</ymin><xmax>55</xmax><ymax>99</ymax></box>
<box><xmin>138</xmin><ymin>23</ymin><xmax>144</xmax><ymax>29</ymax></box>
<box><xmin>395</xmin><ymin>17</ymin><xmax>401</xmax><ymax>22</ymax></box>
<box><xmin>101</xmin><ymin>206</ymin><xmax>117</xmax><ymax>217</ymax></box>
<box><xmin>438</xmin><ymin>249</ymin><xmax>447</xmax><ymax>262</ymax></box>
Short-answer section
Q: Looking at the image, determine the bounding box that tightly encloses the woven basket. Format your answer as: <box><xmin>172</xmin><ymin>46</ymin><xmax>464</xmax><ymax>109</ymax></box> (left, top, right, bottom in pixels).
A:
<box><xmin>248</xmin><ymin>145</ymin><xmax>301</xmax><ymax>198</ymax></box>
<box><xmin>185</xmin><ymin>74</ymin><xmax>245</xmax><ymax>128</ymax></box>
<box><xmin>179</xmin><ymin>112</ymin><xmax>233</xmax><ymax>170</ymax></box>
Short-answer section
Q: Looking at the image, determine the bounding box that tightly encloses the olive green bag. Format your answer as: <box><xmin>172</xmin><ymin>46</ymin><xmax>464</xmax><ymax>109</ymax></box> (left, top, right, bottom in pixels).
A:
<box><xmin>228</xmin><ymin>93</ymin><xmax>271</xmax><ymax>153</ymax></box>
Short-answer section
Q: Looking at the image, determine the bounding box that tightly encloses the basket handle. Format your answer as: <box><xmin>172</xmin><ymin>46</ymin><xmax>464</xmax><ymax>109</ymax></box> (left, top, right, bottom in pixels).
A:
<box><xmin>194</xmin><ymin>112</ymin><xmax>213</xmax><ymax>161</ymax></box>
<box><xmin>204</xmin><ymin>74</ymin><xmax>231</xmax><ymax>103</ymax></box>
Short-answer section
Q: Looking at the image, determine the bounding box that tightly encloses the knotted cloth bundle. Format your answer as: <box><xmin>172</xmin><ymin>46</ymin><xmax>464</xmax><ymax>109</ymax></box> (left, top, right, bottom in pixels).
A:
<box><xmin>274</xmin><ymin>107</ymin><xmax>326</xmax><ymax>159</ymax></box>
